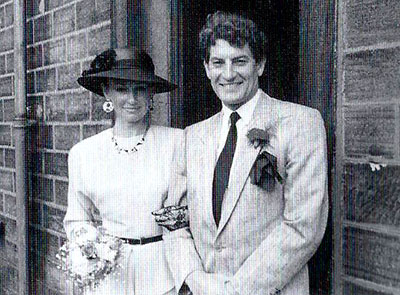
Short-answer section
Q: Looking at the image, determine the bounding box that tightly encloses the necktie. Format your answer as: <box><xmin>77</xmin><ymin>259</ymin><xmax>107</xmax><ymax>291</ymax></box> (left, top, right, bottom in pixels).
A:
<box><xmin>212</xmin><ymin>112</ymin><xmax>241</xmax><ymax>226</ymax></box>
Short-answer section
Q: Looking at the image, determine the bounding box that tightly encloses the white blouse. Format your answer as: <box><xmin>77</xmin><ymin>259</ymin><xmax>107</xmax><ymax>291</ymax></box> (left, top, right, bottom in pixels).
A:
<box><xmin>63</xmin><ymin>125</ymin><xmax>183</xmax><ymax>294</ymax></box>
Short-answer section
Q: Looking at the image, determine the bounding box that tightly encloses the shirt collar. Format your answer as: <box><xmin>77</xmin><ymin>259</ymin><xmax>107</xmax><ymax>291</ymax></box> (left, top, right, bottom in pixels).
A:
<box><xmin>221</xmin><ymin>89</ymin><xmax>261</xmax><ymax>127</ymax></box>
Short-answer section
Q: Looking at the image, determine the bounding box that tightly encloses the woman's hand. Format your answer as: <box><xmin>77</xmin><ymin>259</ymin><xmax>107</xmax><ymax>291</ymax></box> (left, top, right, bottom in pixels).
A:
<box><xmin>152</xmin><ymin>205</ymin><xmax>188</xmax><ymax>231</ymax></box>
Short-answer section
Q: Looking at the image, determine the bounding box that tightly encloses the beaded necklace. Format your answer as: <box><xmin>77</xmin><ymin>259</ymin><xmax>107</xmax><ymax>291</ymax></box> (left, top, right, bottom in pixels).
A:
<box><xmin>111</xmin><ymin>125</ymin><xmax>149</xmax><ymax>154</ymax></box>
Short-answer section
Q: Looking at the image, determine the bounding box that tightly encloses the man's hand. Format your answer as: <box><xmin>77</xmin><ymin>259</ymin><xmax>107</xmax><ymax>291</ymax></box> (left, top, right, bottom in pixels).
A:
<box><xmin>185</xmin><ymin>271</ymin><xmax>233</xmax><ymax>295</ymax></box>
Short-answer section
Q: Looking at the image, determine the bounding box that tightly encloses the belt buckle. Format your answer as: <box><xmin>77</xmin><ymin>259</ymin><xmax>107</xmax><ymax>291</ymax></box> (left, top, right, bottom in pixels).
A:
<box><xmin>139</xmin><ymin>237</ymin><xmax>146</xmax><ymax>245</ymax></box>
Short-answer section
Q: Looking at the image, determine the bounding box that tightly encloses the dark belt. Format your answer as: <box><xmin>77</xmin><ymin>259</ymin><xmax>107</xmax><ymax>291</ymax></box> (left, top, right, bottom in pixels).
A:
<box><xmin>120</xmin><ymin>235</ymin><xmax>163</xmax><ymax>245</ymax></box>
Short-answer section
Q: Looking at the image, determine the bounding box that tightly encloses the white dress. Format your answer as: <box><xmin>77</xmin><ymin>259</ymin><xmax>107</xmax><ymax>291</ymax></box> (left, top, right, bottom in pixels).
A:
<box><xmin>63</xmin><ymin>125</ymin><xmax>182</xmax><ymax>295</ymax></box>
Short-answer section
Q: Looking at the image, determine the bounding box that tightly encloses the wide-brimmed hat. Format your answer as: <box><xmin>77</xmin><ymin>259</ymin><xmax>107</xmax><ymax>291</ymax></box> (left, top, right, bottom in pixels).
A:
<box><xmin>77</xmin><ymin>48</ymin><xmax>177</xmax><ymax>96</ymax></box>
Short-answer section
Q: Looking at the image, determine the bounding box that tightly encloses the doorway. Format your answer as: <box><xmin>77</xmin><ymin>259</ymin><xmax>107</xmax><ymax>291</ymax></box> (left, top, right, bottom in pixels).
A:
<box><xmin>179</xmin><ymin>0</ymin><xmax>299</xmax><ymax>126</ymax></box>
<box><xmin>176</xmin><ymin>1</ymin><xmax>332</xmax><ymax>294</ymax></box>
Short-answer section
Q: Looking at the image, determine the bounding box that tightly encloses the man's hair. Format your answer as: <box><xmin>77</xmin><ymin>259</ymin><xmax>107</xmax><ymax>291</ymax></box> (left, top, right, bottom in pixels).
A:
<box><xmin>199</xmin><ymin>11</ymin><xmax>267</xmax><ymax>63</ymax></box>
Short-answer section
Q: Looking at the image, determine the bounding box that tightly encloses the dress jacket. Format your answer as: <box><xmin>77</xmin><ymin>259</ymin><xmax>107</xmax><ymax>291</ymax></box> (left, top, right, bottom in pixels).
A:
<box><xmin>64</xmin><ymin>125</ymin><xmax>183</xmax><ymax>295</ymax></box>
<box><xmin>163</xmin><ymin>90</ymin><xmax>329</xmax><ymax>295</ymax></box>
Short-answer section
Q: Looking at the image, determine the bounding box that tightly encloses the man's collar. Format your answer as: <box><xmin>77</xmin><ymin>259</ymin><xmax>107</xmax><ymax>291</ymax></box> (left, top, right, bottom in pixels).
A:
<box><xmin>221</xmin><ymin>89</ymin><xmax>261</xmax><ymax>126</ymax></box>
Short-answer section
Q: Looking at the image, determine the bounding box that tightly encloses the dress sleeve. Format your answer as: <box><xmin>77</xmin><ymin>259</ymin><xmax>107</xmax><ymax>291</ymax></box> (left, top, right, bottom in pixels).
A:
<box><xmin>63</xmin><ymin>146</ymin><xmax>96</xmax><ymax>241</ymax></box>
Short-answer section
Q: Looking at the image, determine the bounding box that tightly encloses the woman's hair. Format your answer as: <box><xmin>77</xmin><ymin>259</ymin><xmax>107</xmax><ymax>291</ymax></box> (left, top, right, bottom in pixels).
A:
<box><xmin>199</xmin><ymin>11</ymin><xmax>267</xmax><ymax>63</ymax></box>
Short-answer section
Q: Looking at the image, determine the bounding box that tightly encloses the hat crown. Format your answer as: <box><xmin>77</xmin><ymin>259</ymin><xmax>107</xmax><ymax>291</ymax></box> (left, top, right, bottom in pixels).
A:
<box><xmin>83</xmin><ymin>47</ymin><xmax>155</xmax><ymax>77</ymax></box>
<box><xmin>114</xmin><ymin>48</ymin><xmax>155</xmax><ymax>73</ymax></box>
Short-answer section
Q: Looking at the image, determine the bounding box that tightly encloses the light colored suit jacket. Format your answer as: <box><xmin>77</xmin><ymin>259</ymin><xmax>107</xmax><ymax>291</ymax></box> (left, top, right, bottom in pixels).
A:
<box><xmin>164</xmin><ymin>90</ymin><xmax>328</xmax><ymax>295</ymax></box>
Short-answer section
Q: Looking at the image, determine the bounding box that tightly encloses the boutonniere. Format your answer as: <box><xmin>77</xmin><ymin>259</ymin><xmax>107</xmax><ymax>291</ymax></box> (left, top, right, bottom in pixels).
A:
<box><xmin>247</xmin><ymin>128</ymin><xmax>270</xmax><ymax>149</ymax></box>
<box><xmin>250</xmin><ymin>151</ymin><xmax>283</xmax><ymax>191</ymax></box>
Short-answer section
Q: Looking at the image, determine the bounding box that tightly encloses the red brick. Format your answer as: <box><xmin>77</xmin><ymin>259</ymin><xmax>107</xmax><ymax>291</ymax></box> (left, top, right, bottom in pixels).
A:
<box><xmin>66</xmin><ymin>91</ymin><xmax>90</xmax><ymax>121</ymax></box>
<box><xmin>27</xmin><ymin>45</ymin><xmax>43</xmax><ymax>70</ymax></box>
<box><xmin>0</xmin><ymin>7</ymin><xmax>4</xmax><ymax>29</ymax></box>
<box><xmin>34</xmin><ymin>14</ymin><xmax>52</xmax><ymax>42</ymax></box>
<box><xmin>54</xmin><ymin>180</ymin><xmax>68</xmax><ymax>206</ymax></box>
<box><xmin>344</xmin><ymin>48</ymin><xmax>400</xmax><ymax>103</ymax></box>
<box><xmin>83</xmin><ymin>124</ymin><xmax>109</xmax><ymax>139</ymax></box>
<box><xmin>0</xmin><ymin>125</ymin><xmax>11</xmax><ymax>145</ymax></box>
<box><xmin>6</xmin><ymin>53</ymin><xmax>13</xmax><ymax>74</ymax></box>
<box><xmin>77</xmin><ymin>0</ymin><xmax>110</xmax><ymax>30</ymax></box>
<box><xmin>4</xmin><ymin>4</ymin><xmax>13</xmax><ymax>27</ymax></box>
<box><xmin>36</xmin><ymin>68</ymin><xmax>56</xmax><ymax>93</ymax></box>
<box><xmin>0</xmin><ymin>170</ymin><xmax>13</xmax><ymax>192</ymax></box>
<box><xmin>45</xmin><ymin>94</ymin><xmax>65</xmax><ymax>122</ymax></box>
<box><xmin>44</xmin><ymin>0</ymin><xmax>64</xmax><ymax>11</ymax></box>
<box><xmin>2</xmin><ymin>241</ymin><xmax>17</xmax><ymax>267</ymax></box>
<box><xmin>3</xmin><ymin>217</ymin><xmax>16</xmax><ymax>243</ymax></box>
<box><xmin>43</xmin><ymin>204</ymin><xmax>65</xmax><ymax>233</ymax></box>
<box><xmin>43</xmin><ymin>39</ymin><xmax>65</xmax><ymax>66</ymax></box>
<box><xmin>0</xmin><ymin>55</ymin><xmax>5</xmax><ymax>75</ymax></box>
<box><xmin>344</xmin><ymin>227</ymin><xmax>400</xmax><ymax>288</ymax></box>
<box><xmin>67</xmin><ymin>33</ymin><xmax>87</xmax><ymax>61</ymax></box>
<box><xmin>57</xmin><ymin>63</ymin><xmax>81</xmax><ymax>90</ymax></box>
<box><xmin>0</xmin><ymin>28</ymin><xmax>13</xmax><ymax>51</ymax></box>
<box><xmin>0</xmin><ymin>265</ymin><xmax>18</xmax><ymax>293</ymax></box>
<box><xmin>345</xmin><ymin>0</ymin><xmax>400</xmax><ymax>48</ymax></box>
<box><xmin>4</xmin><ymin>149</ymin><xmax>14</xmax><ymax>168</ymax></box>
<box><xmin>31</xmin><ymin>176</ymin><xmax>53</xmax><ymax>202</ymax></box>
<box><xmin>53</xmin><ymin>5</ymin><xmax>75</xmax><ymax>36</ymax></box>
<box><xmin>3</xmin><ymin>99</ymin><xmax>13</xmax><ymax>122</ymax></box>
<box><xmin>54</xmin><ymin>125</ymin><xmax>80</xmax><ymax>150</ymax></box>
<box><xmin>344</xmin><ymin>164</ymin><xmax>400</xmax><ymax>227</ymax></box>
<box><xmin>44</xmin><ymin>152</ymin><xmax>68</xmax><ymax>177</ymax></box>
<box><xmin>0</xmin><ymin>77</ymin><xmax>12</xmax><ymax>96</ymax></box>
<box><xmin>88</xmin><ymin>24</ymin><xmax>111</xmax><ymax>56</ymax></box>
<box><xmin>344</xmin><ymin>105</ymin><xmax>395</xmax><ymax>159</ymax></box>
<box><xmin>76</xmin><ymin>0</ymin><xmax>96</xmax><ymax>29</ymax></box>
<box><xmin>3</xmin><ymin>194</ymin><xmax>15</xmax><ymax>217</ymax></box>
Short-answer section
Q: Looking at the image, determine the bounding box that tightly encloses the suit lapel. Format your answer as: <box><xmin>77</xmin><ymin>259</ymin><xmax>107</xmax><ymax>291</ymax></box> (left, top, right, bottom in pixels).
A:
<box><xmin>197</xmin><ymin>113</ymin><xmax>222</xmax><ymax>233</ymax></box>
<box><xmin>217</xmin><ymin>92</ymin><xmax>278</xmax><ymax>236</ymax></box>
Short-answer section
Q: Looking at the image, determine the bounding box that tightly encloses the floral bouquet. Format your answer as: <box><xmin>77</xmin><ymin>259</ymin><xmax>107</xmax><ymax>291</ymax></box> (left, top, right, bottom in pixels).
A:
<box><xmin>57</xmin><ymin>225</ymin><xmax>123</xmax><ymax>290</ymax></box>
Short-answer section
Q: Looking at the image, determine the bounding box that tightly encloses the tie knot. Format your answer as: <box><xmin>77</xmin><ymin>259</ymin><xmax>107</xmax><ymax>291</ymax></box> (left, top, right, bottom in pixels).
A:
<box><xmin>230</xmin><ymin>112</ymin><xmax>240</xmax><ymax>126</ymax></box>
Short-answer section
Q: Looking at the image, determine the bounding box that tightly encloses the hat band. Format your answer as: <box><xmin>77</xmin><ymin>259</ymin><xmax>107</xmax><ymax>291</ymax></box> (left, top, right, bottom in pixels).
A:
<box><xmin>113</xmin><ymin>59</ymin><xmax>155</xmax><ymax>72</ymax></box>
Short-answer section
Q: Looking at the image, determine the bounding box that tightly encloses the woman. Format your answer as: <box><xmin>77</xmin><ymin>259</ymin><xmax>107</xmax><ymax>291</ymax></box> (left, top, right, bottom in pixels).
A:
<box><xmin>63</xmin><ymin>47</ymin><xmax>180</xmax><ymax>295</ymax></box>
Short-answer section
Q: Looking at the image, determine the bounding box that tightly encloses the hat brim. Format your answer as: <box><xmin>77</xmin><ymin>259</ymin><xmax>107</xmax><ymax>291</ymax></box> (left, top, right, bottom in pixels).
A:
<box><xmin>77</xmin><ymin>69</ymin><xmax>177</xmax><ymax>96</ymax></box>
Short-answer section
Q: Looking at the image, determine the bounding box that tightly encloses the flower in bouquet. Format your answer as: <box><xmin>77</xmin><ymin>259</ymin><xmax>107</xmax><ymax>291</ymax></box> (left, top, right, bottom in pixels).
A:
<box><xmin>57</xmin><ymin>226</ymin><xmax>123</xmax><ymax>290</ymax></box>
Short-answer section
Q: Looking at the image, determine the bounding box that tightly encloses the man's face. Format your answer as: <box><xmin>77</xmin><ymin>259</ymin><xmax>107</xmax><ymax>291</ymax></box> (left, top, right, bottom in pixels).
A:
<box><xmin>204</xmin><ymin>39</ymin><xmax>265</xmax><ymax>110</ymax></box>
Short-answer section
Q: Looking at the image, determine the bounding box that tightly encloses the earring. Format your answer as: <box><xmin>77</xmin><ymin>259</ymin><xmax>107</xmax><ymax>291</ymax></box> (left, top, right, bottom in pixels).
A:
<box><xmin>149</xmin><ymin>98</ymin><xmax>154</xmax><ymax>111</ymax></box>
<box><xmin>103</xmin><ymin>99</ymin><xmax>114</xmax><ymax>113</ymax></box>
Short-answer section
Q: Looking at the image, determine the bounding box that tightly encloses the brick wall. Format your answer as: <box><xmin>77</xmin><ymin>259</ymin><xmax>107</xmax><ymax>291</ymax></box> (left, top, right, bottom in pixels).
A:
<box><xmin>338</xmin><ymin>0</ymin><xmax>400</xmax><ymax>294</ymax></box>
<box><xmin>0</xmin><ymin>0</ymin><xmax>172</xmax><ymax>294</ymax></box>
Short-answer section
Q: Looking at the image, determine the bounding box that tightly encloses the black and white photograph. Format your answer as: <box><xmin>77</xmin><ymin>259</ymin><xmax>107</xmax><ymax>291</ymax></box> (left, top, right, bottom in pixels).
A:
<box><xmin>0</xmin><ymin>0</ymin><xmax>399</xmax><ymax>294</ymax></box>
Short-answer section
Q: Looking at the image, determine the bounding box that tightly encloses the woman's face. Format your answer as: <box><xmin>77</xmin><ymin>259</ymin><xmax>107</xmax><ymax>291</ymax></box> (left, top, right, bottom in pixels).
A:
<box><xmin>104</xmin><ymin>79</ymin><xmax>153</xmax><ymax>124</ymax></box>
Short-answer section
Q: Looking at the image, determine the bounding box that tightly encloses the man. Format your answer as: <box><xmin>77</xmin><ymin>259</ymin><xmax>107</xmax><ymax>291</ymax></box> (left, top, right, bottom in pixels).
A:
<box><xmin>158</xmin><ymin>11</ymin><xmax>328</xmax><ymax>295</ymax></box>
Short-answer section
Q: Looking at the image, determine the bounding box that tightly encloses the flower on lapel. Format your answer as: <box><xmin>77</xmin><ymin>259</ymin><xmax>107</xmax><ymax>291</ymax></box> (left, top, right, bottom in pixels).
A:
<box><xmin>247</xmin><ymin>128</ymin><xmax>270</xmax><ymax>149</ymax></box>
<box><xmin>250</xmin><ymin>151</ymin><xmax>283</xmax><ymax>191</ymax></box>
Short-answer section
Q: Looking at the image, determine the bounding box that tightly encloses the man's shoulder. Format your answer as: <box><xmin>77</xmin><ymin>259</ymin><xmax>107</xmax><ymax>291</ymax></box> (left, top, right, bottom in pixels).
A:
<box><xmin>261</xmin><ymin>93</ymin><xmax>323</xmax><ymax>125</ymax></box>
<box><xmin>184</xmin><ymin>112</ymin><xmax>221</xmax><ymax>135</ymax></box>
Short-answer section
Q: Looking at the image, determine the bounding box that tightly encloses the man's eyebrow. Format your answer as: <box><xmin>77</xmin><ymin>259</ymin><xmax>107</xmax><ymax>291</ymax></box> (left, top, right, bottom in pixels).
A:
<box><xmin>232</xmin><ymin>55</ymin><xmax>250</xmax><ymax>60</ymax></box>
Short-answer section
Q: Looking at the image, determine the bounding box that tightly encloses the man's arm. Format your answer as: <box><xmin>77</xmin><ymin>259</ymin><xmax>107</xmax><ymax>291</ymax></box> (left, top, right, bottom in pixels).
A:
<box><xmin>228</xmin><ymin>110</ymin><xmax>329</xmax><ymax>295</ymax></box>
<box><xmin>161</xmin><ymin>130</ymin><xmax>205</xmax><ymax>292</ymax></box>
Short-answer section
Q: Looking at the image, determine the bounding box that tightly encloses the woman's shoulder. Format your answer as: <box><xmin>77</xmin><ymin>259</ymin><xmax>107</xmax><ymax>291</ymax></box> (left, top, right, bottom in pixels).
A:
<box><xmin>69</xmin><ymin>128</ymin><xmax>112</xmax><ymax>156</ymax></box>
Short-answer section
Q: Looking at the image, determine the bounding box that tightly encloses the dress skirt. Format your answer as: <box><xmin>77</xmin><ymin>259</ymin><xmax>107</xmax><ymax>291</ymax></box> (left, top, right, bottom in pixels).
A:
<box><xmin>84</xmin><ymin>240</ymin><xmax>175</xmax><ymax>295</ymax></box>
